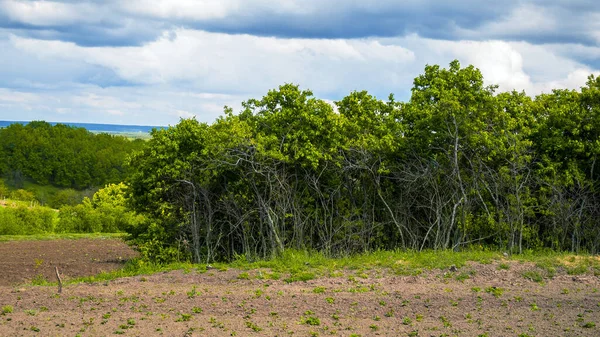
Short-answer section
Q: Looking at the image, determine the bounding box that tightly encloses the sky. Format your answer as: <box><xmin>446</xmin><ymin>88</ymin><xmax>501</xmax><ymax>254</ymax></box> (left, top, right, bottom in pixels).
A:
<box><xmin>0</xmin><ymin>1</ymin><xmax>599</xmax><ymax>126</ymax></box>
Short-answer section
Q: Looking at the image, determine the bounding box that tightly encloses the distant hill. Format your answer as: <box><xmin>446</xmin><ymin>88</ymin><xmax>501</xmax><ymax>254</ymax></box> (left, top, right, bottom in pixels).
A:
<box><xmin>0</xmin><ymin>120</ymin><xmax>165</xmax><ymax>135</ymax></box>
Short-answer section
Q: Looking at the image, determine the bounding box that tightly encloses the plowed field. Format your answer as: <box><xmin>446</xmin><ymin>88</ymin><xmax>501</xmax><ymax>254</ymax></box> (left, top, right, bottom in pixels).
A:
<box><xmin>0</xmin><ymin>239</ymin><xmax>599</xmax><ymax>336</ymax></box>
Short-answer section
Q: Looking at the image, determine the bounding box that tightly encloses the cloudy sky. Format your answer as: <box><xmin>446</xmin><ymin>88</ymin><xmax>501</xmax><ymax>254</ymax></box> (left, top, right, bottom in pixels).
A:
<box><xmin>0</xmin><ymin>0</ymin><xmax>599</xmax><ymax>126</ymax></box>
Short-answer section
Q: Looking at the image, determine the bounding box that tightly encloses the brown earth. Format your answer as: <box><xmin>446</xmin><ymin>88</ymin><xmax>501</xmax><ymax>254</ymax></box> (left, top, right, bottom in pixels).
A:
<box><xmin>0</xmin><ymin>238</ymin><xmax>138</xmax><ymax>286</ymax></box>
<box><xmin>0</xmin><ymin>240</ymin><xmax>599</xmax><ymax>336</ymax></box>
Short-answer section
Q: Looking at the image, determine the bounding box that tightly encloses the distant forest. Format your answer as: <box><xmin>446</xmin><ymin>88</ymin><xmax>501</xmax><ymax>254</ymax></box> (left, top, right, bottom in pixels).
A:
<box><xmin>0</xmin><ymin>121</ymin><xmax>145</xmax><ymax>189</ymax></box>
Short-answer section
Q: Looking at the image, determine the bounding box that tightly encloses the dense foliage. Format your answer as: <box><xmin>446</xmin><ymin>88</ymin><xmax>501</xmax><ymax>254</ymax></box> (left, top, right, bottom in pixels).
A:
<box><xmin>0</xmin><ymin>183</ymin><xmax>141</xmax><ymax>235</ymax></box>
<box><xmin>127</xmin><ymin>61</ymin><xmax>600</xmax><ymax>262</ymax></box>
<box><xmin>0</xmin><ymin>121</ymin><xmax>145</xmax><ymax>189</ymax></box>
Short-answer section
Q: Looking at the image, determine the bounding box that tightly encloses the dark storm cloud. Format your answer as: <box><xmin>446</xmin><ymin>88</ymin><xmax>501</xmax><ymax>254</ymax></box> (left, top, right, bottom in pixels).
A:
<box><xmin>1</xmin><ymin>0</ymin><xmax>598</xmax><ymax>47</ymax></box>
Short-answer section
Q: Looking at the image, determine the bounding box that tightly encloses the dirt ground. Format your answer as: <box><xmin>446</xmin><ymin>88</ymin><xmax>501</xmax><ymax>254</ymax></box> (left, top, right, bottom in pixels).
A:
<box><xmin>0</xmin><ymin>238</ymin><xmax>138</xmax><ymax>286</ymax></box>
<box><xmin>0</xmin><ymin>240</ymin><xmax>599</xmax><ymax>336</ymax></box>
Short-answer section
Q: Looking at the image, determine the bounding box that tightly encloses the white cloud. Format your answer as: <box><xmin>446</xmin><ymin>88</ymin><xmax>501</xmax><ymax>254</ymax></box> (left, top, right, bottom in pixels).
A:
<box><xmin>473</xmin><ymin>4</ymin><xmax>556</xmax><ymax>37</ymax></box>
<box><xmin>10</xmin><ymin>29</ymin><xmax>415</xmax><ymax>95</ymax></box>
<box><xmin>0</xmin><ymin>88</ymin><xmax>40</xmax><ymax>103</ymax></box>
<box><xmin>1</xmin><ymin>0</ymin><xmax>99</xmax><ymax>26</ymax></box>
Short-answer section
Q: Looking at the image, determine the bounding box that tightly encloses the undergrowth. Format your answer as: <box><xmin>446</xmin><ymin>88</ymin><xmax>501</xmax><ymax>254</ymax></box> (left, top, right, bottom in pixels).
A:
<box><xmin>22</xmin><ymin>247</ymin><xmax>600</xmax><ymax>287</ymax></box>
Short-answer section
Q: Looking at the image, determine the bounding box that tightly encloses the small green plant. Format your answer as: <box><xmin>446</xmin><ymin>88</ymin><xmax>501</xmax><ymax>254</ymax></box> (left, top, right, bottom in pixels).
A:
<box><xmin>237</xmin><ymin>272</ymin><xmax>250</xmax><ymax>280</ymax></box>
<box><xmin>402</xmin><ymin>317</ymin><xmax>412</xmax><ymax>325</ymax></box>
<box><xmin>187</xmin><ymin>285</ymin><xmax>201</xmax><ymax>298</ymax></box>
<box><xmin>325</xmin><ymin>297</ymin><xmax>335</xmax><ymax>304</ymax></box>
<box><xmin>2</xmin><ymin>305</ymin><xmax>13</xmax><ymax>315</ymax></box>
<box><xmin>455</xmin><ymin>272</ymin><xmax>471</xmax><ymax>282</ymax></box>
<box><xmin>176</xmin><ymin>313</ymin><xmax>192</xmax><ymax>322</ymax></box>
<box><xmin>497</xmin><ymin>263</ymin><xmax>510</xmax><ymax>270</ymax></box>
<box><xmin>522</xmin><ymin>270</ymin><xmax>544</xmax><ymax>283</ymax></box>
<box><xmin>312</xmin><ymin>286</ymin><xmax>325</xmax><ymax>294</ymax></box>
<box><xmin>530</xmin><ymin>303</ymin><xmax>539</xmax><ymax>311</ymax></box>
<box><xmin>369</xmin><ymin>324</ymin><xmax>379</xmax><ymax>331</ymax></box>
<box><xmin>301</xmin><ymin>310</ymin><xmax>321</xmax><ymax>326</ymax></box>
<box><xmin>245</xmin><ymin>321</ymin><xmax>262</xmax><ymax>332</ymax></box>
<box><xmin>583</xmin><ymin>322</ymin><xmax>596</xmax><ymax>328</ymax></box>
<box><xmin>485</xmin><ymin>286</ymin><xmax>504</xmax><ymax>298</ymax></box>
<box><xmin>192</xmin><ymin>306</ymin><xmax>203</xmax><ymax>313</ymax></box>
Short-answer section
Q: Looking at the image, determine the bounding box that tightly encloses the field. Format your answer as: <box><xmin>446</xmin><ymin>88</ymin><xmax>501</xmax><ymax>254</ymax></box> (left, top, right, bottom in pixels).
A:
<box><xmin>0</xmin><ymin>238</ymin><xmax>599</xmax><ymax>336</ymax></box>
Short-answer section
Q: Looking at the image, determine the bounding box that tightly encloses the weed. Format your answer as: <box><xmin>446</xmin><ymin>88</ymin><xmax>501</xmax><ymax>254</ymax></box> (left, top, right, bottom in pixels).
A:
<box><xmin>455</xmin><ymin>272</ymin><xmax>471</xmax><ymax>282</ymax></box>
<box><xmin>485</xmin><ymin>286</ymin><xmax>504</xmax><ymax>298</ymax></box>
<box><xmin>237</xmin><ymin>272</ymin><xmax>250</xmax><ymax>280</ymax></box>
<box><xmin>301</xmin><ymin>315</ymin><xmax>321</xmax><ymax>326</ymax></box>
<box><xmin>440</xmin><ymin>316</ymin><xmax>452</xmax><ymax>328</ymax></box>
<box><xmin>187</xmin><ymin>285</ymin><xmax>201</xmax><ymax>298</ymax></box>
<box><xmin>1</xmin><ymin>305</ymin><xmax>13</xmax><ymax>315</ymax></box>
<box><xmin>403</xmin><ymin>317</ymin><xmax>412</xmax><ymax>325</ymax></box>
<box><xmin>325</xmin><ymin>297</ymin><xmax>335</xmax><ymax>304</ymax></box>
<box><xmin>497</xmin><ymin>263</ymin><xmax>510</xmax><ymax>270</ymax></box>
<box><xmin>312</xmin><ymin>286</ymin><xmax>326</xmax><ymax>294</ymax></box>
<box><xmin>583</xmin><ymin>322</ymin><xmax>596</xmax><ymax>328</ymax></box>
<box><xmin>192</xmin><ymin>306</ymin><xmax>203</xmax><ymax>313</ymax></box>
<box><xmin>245</xmin><ymin>321</ymin><xmax>262</xmax><ymax>332</ymax></box>
<box><xmin>522</xmin><ymin>270</ymin><xmax>544</xmax><ymax>283</ymax></box>
<box><xmin>176</xmin><ymin>313</ymin><xmax>192</xmax><ymax>322</ymax></box>
<box><xmin>284</xmin><ymin>272</ymin><xmax>316</xmax><ymax>283</ymax></box>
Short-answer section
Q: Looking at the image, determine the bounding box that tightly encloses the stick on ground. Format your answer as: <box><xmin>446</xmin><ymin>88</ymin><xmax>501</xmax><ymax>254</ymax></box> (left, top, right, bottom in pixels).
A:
<box><xmin>55</xmin><ymin>266</ymin><xmax>62</xmax><ymax>294</ymax></box>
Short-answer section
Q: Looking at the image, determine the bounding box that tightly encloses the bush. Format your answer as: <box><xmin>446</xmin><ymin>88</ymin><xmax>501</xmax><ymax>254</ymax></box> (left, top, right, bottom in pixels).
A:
<box><xmin>10</xmin><ymin>189</ymin><xmax>36</xmax><ymax>202</ymax></box>
<box><xmin>48</xmin><ymin>188</ymin><xmax>82</xmax><ymax>208</ymax></box>
<box><xmin>0</xmin><ymin>205</ymin><xmax>56</xmax><ymax>235</ymax></box>
<box><xmin>0</xmin><ymin>180</ymin><xmax>9</xmax><ymax>199</ymax></box>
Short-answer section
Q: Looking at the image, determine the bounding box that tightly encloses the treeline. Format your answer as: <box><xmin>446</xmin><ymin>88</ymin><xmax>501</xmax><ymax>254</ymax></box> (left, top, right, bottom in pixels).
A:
<box><xmin>0</xmin><ymin>121</ymin><xmax>145</xmax><ymax>189</ymax></box>
<box><xmin>125</xmin><ymin>61</ymin><xmax>600</xmax><ymax>262</ymax></box>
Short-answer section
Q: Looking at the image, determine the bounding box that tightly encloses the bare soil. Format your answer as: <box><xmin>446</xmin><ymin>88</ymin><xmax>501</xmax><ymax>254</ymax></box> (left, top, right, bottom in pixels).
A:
<box><xmin>0</xmin><ymin>238</ymin><xmax>138</xmax><ymax>286</ymax></box>
<box><xmin>0</xmin><ymin>239</ymin><xmax>599</xmax><ymax>336</ymax></box>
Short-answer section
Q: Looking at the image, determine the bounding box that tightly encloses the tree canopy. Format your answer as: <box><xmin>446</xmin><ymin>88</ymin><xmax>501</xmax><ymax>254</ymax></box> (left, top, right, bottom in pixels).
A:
<box><xmin>120</xmin><ymin>61</ymin><xmax>600</xmax><ymax>262</ymax></box>
<box><xmin>0</xmin><ymin>121</ymin><xmax>145</xmax><ymax>189</ymax></box>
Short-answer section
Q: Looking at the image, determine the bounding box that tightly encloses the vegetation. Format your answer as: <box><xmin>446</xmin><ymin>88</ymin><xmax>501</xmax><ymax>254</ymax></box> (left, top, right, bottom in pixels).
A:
<box><xmin>0</xmin><ymin>183</ymin><xmax>142</xmax><ymax>235</ymax></box>
<box><xmin>0</xmin><ymin>121</ymin><xmax>145</xmax><ymax>190</ymax></box>
<box><xmin>126</xmin><ymin>60</ymin><xmax>600</xmax><ymax>263</ymax></box>
<box><xmin>2</xmin><ymin>60</ymin><xmax>600</xmax><ymax>264</ymax></box>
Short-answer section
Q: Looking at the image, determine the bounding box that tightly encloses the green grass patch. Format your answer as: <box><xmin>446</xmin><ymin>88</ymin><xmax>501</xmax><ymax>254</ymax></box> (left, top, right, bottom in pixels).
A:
<box><xmin>19</xmin><ymin>246</ymin><xmax>600</xmax><ymax>288</ymax></box>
